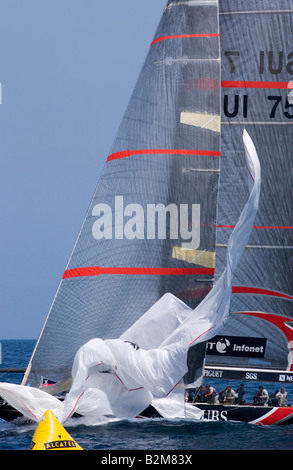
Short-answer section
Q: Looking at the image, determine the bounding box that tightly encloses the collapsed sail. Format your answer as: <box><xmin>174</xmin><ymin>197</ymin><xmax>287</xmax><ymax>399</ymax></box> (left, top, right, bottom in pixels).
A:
<box><xmin>0</xmin><ymin>131</ymin><xmax>261</xmax><ymax>422</ymax></box>
<box><xmin>205</xmin><ymin>0</ymin><xmax>293</xmax><ymax>382</ymax></box>
<box><xmin>23</xmin><ymin>0</ymin><xmax>221</xmax><ymax>390</ymax></box>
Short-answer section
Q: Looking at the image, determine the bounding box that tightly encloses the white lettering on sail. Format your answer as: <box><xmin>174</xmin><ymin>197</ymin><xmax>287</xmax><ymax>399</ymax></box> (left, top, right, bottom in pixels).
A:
<box><xmin>92</xmin><ymin>203</ymin><xmax>112</xmax><ymax>239</ymax></box>
<box><xmin>91</xmin><ymin>196</ymin><xmax>200</xmax><ymax>249</ymax></box>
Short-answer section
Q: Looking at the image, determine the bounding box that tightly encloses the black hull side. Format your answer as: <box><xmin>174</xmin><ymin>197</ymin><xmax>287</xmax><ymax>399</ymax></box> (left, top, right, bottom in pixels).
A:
<box><xmin>0</xmin><ymin>401</ymin><xmax>23</xmax><ymax>422</ymax></box>
<box><xmin>0</xmin><ymin>400</ymin><xmax>81</xmax><ymax>423</ymax></box>
<box><xmin>2</xmin><ymin>401</ymin><xmax>293</xmax><ymax>425</ymax></box>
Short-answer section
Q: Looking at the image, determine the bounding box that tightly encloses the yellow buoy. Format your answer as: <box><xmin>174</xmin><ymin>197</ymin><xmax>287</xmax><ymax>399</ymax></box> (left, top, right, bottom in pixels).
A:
<box><xmin>31</xmin><ymin>410</ymin><xmax>83</xmax><ymax>450</ymax></box>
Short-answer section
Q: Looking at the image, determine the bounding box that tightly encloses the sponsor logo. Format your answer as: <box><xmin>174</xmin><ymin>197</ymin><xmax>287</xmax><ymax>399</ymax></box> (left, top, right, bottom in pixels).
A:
<box><xmin>201</xmin><ymin>410</ymin><xmax>228</xmax><ymax>421</ymax></box>
<box><xmin>206</xmin><ymin>335</ymin><xmax>266</xmax><ymax>358</ymax></box>
<box><xmin>44</xmin><ymin>440</ymin><xmax>77</xmax><ymax>450</ymax></box>
<box><xmin>92</xmin><ymin>196</ymin><xmax>201</xmax><ymax>249</ymax></box>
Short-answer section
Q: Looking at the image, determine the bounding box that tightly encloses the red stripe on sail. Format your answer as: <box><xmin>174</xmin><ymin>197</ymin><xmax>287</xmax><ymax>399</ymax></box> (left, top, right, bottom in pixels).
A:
<box><xmin>151</xmin><ymin>33</ymin><xmax>219</xmax><ymax>46</ymax></box>
<box><xmin>232</xmin><ymin>286</ymin><xmax>293</xmax><ymax>301</ymax></box>
<box><xmin>222</xmin><ymin>80</ymin><xmax>290</xmax><ymax>89</ymax></box>
<box><xmin>62</xmin><ymin>266</ymin><xmax>215</xmax><ymax>279</ymax></box>
<box><xmin>107</xmin><ymin>148</ymin><xmax>220</xmax><ymax>162</ymax></box>
<box><xmin>188</xmin><ymin>78</ymin><xmax>220</xmax><ymax>90</ymax></box>
<box><xmin>189</xmin><ymin>325</ymin><xmax>216</xmax><ymax>346</ymax></box>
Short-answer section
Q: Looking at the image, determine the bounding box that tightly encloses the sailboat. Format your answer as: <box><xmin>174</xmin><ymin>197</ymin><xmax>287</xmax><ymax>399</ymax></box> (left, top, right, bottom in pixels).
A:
<box><xmin>0</xmin><ymin>0</ymin><xmax>292</xmax><ymax>426</ymax></box>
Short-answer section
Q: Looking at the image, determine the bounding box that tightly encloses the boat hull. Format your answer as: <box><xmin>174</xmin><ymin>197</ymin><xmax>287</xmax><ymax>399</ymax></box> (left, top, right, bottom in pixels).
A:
<box><xmin>1</xmin><ymin>401</ymin><xmax>293</xmax><ymax>425</ymax></box>
<box><xmin>195</xmin><ymin>403</ymin><xmax>293</xmax><ymax>425</ymax></box>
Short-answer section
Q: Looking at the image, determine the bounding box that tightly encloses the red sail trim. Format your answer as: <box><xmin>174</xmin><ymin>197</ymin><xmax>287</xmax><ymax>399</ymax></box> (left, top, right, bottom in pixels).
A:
<box><xmin>151</xmin><ymin>33</ymin><xmax>219</xmax><ymax>46</ymax></box>
<box><xmin>107</xmin><ymin>148</ymin><xmax>220</xmax><ymax>162</ymax></box>
<box><xmin>222</xmin><ymin>80</ymin><xmax>290</xmax><ymax>89</ymax></box>
<box><xmin>251</xmin><ymin>407</ymin><xmax>293</xmax><ymax>426</ymax></box>
<box><xmin>63</xmin><ymin>266</ymin><xmax>215</xmax><ymax>279</ymax></box>
<box><xmin>232</xmin><ymin>286</ymin><xmax>293</xmax><ymax>301</ymax></box>
<box><xmin>189</xmin><ymin>325</ymin><xmax>215</xmax><ymax>346</ymax></box>
<box><xmin>233</xmin><ymin>311</ymin><xmax>293</xmax><ymax>371</ymax></box>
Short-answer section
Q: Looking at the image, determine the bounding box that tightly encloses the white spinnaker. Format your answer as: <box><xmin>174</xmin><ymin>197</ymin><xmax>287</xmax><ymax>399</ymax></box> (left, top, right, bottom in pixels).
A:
<box><xmin>0</xmin><ymin>131</ymin><xmax>260</xmax><ymax>424</ymax></box>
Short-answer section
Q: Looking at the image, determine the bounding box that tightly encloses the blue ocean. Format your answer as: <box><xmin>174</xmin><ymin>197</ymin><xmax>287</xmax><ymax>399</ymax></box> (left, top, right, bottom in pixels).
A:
<box><xmin>1</xmin><ymin>340</ymin><xmax>293</xmax><ymax>452</ymax></box>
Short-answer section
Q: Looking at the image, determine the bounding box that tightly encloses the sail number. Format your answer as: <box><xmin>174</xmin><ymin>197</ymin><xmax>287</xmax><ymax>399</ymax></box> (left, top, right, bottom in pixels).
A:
<box><xmin>224</xmin><ymin>50</ymin><xmax>293</xmax><ymax>120</ymax></box>
<box><xmin>224</xmin><ymin>95</ymin><xmax>293</xmax><ymax>119</ymax></box>
<box><xmin>225</xmin><ymin>51</ymin><xmax>293</xmax><ymax>75</ymax></box>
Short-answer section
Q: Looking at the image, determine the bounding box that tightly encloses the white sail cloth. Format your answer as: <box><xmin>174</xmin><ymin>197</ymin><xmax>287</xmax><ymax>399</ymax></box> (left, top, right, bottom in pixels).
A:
<box><xmin>0</xmin><ymin>131</ymin><xmax>261</xmax><ymax>424</ymax></box>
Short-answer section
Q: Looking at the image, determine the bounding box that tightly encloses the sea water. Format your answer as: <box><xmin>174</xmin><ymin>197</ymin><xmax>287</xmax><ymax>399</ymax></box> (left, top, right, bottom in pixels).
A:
<box><xmin>1</xmin><ymin>339</ymin><xmax>293</xmax><ymax>451</ymax></box>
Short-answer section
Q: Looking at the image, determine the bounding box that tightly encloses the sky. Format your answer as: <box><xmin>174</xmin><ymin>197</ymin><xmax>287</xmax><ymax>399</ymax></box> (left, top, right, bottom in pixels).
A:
<box><xmin>0</xmin><ymin>0</ymin><xmax>166</xmax><ymax>339</ymax></box>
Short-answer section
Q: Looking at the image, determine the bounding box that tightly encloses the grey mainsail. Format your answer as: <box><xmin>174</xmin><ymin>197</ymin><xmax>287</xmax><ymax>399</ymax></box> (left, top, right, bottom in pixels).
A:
<box><xmin>23</xmin><ymin>0</ymin><xmax>292</xmax><ymax>392</ymax></box>
<box><xmin>23</xmin><ymin>0</ymin><xmax>221</xmax><ymax>389</ymax></box>
<box><xmin>205</xmin><ymin>0</ymin><xmax>293</xmax><ymax>383</ymax></box>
